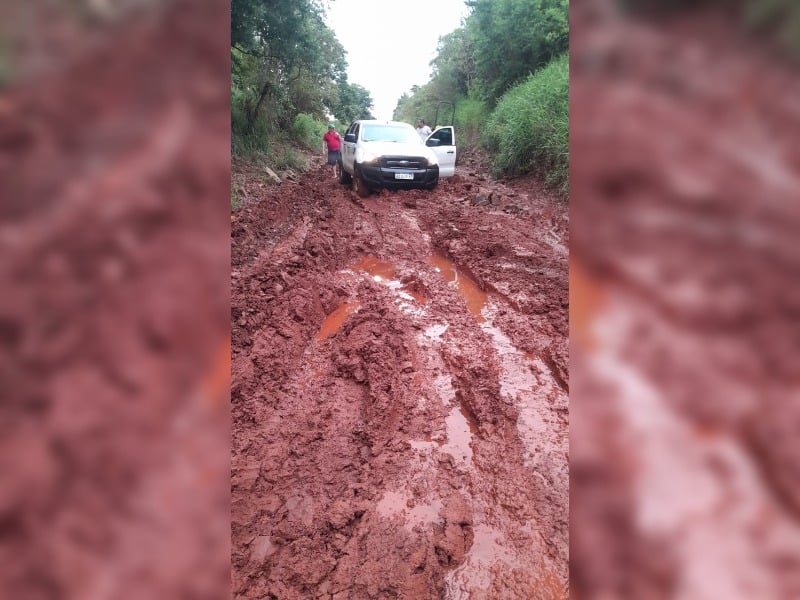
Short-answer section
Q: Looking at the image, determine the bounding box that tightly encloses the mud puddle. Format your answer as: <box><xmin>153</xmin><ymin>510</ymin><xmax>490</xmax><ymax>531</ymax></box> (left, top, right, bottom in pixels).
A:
<box><xmin>351</xmin><ymin>255</ymin><xmax>427</xmax><ymax>306</ymax></box>
<box><xmin>409</xmin><ymin>370</ymin><xmax>476</xmax><ymax>466</ymax></box>
<box><xmin>352</xmin><ymin>255</ymin><xmax>396</xmax><ymax>281</ymax></box>
<box><xmin>349</xmin><ymin>253</ymin><xmax>486</xmax><ymax>321</ymax></box>
<box><xmin>429</xmin><ymin>253</ymin><xmax>488</xmax><ymax>321</ymax></box>
<box><xmin>232</xmin><ymin>153</ymin><xmax>568</xmax><ymax>598</ymax></box>
<box><xmin>429</xmin><ymin>253</ymin><xmax>565</xmax><ymax>473</ymax></box>
<box><xmin>315</xmin><ymin>301</ymin><xmax>361</xmax><ymax>341</ymax></box>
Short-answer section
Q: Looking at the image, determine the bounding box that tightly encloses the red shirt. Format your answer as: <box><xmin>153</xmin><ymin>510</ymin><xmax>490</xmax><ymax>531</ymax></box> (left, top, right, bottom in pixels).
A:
<box><xmin>323</xmin><ymin>130</ymin><xmax>341</xmax><ymax>151</ymax></box>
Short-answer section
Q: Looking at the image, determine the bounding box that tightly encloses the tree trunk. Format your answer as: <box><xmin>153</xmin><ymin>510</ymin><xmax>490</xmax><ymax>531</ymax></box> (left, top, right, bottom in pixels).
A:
<box><xmin>250</xmin><ymin>79</ymin><xmax>272</xmax><ymax>125</ymax></box>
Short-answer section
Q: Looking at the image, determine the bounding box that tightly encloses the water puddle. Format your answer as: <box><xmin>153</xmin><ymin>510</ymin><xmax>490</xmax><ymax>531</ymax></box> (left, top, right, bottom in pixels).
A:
<box><xmin>429</xmin><ymin>254</ymin><xmax>488</xmax><ymax>321</ymax></box>
<box><xmin>441</xmin><ymin>404</ymin><xmax>474</xmax><ymax>464</ymax></box>
<box><xmin>352</xmin><ymin>255</ymin><xmax>395</xmax><ymax>281</ymax></box>
<box><xmin>480</xmin><ymin>318</ymin><xmax>550</xmax><ymax>468</ymax></box>
<box><xmin>410</xmin><ymin>373</ymin><xmax>474</xmax><ymax>465</ymax></box>
<box><xmin>481</xmin><ymin>321</ymin><xmax>542</xmax><ymax>399</ymax></box>
<box><xmin>314</xmin><ymin>302</ymin><xmax>361</xmax><ymax>341</ymax></box>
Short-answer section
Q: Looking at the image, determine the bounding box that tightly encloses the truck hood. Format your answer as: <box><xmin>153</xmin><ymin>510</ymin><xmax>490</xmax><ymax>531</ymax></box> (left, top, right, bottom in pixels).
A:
<box><xmin>358</xmin><ymin>140</ymin><xmax>435</xmax><ymax>162</ymax></box>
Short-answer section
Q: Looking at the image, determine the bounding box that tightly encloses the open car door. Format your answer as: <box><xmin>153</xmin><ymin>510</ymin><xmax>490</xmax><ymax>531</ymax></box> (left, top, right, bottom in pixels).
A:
<box><xmin>425</xmin><ymin>126</ymin><xmax>456</xmax><ymax>177</ymax></box>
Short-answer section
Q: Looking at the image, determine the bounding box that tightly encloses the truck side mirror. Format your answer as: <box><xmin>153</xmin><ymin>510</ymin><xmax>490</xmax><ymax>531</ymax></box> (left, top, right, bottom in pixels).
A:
<box><xmin>344</xmin><ymin>133</ymin><xmax>356</xmax><ymax>143</ymax></box>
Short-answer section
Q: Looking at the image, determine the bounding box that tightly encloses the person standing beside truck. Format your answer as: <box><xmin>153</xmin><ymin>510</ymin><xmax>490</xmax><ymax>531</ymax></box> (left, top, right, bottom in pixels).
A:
<box><xmin>322</xmin><ymin>123</ymin><xmax>342</xmax><ymax>178</ymax></box>
<box><xmin>416</xmin><ymin>119</ymin><xmax>432</xmax><ymax>142</ymax></box>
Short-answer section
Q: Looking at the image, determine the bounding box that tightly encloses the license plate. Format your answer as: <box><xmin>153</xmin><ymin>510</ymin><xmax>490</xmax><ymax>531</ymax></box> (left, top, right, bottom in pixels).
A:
<box><xmin>394</xmin><ymin>173</ymin><xmax>414</xmax><ymax>180</ymax></box>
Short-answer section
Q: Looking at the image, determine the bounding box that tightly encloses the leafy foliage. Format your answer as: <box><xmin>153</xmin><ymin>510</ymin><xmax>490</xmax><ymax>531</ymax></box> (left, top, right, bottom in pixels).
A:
<box><xmin>483</xmin><ymin>54</ymin><xmax>569</xmax><ymax>196</ymax></box>
<box><xmin>292</xmin><ymin>113</ymin><xmax>327</xmax><ymax>150</ymax></box>
<box><xmin>430</xmin><ymin>29</ymin><xmax>476</xmax><ymax>99</ymax></box>
<box><xmin>396</xmin><ymin>0</ymin><xmax>569</xmax><ymax>192</ymax></box>
<box><xmin>466</xmin><ymin>0</ymin><xmax>568</xmax><ymax>104</ymax></box>
<box><xmin>230</xmin><ymin>0</ymin><xmax>373</xmax><ymax>159</ymax></box>
<box><xmin>333</xmin><ymin>78</ymin><xmax>375</xmax><ymax>124</ymax></box>
<box><xmin>394</xmin><ymin>87</ymin><xmax>438</xmax><ymax>128</ymax></box>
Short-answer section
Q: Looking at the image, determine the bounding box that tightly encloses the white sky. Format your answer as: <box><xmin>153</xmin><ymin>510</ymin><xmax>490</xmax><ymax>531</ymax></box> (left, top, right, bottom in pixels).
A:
<box><xmin>325</xmin><ymin>0</ymin><xmax>471</xmax><ymax>121</ymax></box>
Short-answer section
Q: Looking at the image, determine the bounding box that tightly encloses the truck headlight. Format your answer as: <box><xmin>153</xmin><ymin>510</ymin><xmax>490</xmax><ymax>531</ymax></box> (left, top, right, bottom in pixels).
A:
<box><xmin>357</xmin><ymin>149</ymin><xmax>380</xmax><ymax>164</ymax></box>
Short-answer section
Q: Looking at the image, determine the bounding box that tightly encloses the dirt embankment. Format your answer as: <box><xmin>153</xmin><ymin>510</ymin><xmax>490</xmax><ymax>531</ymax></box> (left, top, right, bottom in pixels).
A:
<box><xmin>231</xmin><ymin>150</ymin><xmax>569</xmax><ymax>599</ymax></box>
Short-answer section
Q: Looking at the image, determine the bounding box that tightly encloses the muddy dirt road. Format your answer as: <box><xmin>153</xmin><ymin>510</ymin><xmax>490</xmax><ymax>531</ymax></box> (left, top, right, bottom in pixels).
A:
<box><xmin>231</xmin><ymin>151</ymin><xmax>568</xmax><ymax>599</ymax></box>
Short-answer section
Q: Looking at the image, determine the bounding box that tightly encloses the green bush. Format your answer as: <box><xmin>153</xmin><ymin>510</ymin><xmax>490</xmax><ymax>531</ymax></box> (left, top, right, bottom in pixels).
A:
<box><xmin>292</xmin><ymin>113</ymin><xmax>327</xmax><ymax>150</ymax></box>
<box><xmin>483</xmin><ymin>53</ymin><xmax>569</xmax><ymax>197</ymax></box>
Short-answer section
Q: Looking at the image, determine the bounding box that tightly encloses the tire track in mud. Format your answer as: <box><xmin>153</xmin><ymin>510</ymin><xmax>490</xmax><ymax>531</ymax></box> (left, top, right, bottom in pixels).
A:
<box><xmin>232</xmin><ymin>156</ymin><xmax>568</xmax><ymax>599</ymax></box>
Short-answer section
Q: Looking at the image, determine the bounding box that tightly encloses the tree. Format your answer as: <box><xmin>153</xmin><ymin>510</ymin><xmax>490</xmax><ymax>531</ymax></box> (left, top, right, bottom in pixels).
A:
<box><xmin>430</xmin><ymin>28</ymin><xmax>476</xmax><ymax>98</ymax></box>
<box><xmin>332</xmin><ymin>78</ymin><xmax>374</xmax><ymax>124</ymax></box>
<box><xmin>231</xmin><ymin>0</ymin><xmax>347</xmax><ymax>131</ymax></box>
<box><xmin>466</xmin><ymin>0</ymin><xmax>568</xmax><ymax>103</ymax></box>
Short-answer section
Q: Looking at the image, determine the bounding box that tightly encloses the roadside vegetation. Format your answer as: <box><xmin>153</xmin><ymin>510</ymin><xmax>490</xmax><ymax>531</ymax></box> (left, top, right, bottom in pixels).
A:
<box><xmin>231</xmin><ymin>0</ymin><xmax>374</xmax><ymax>165</ymax></box>
<box><xmin>482</xmin><ymin>54</ymin><xmax>568</xmax><ymax>195</ymax></box>
<box><xmin>231</xmin><ymin>0</ymin><xmax>569</xmax><ymax>197</ymax></box>
<box><xmin>395</xmin><ymin>0</ymin><xmax>569</xmax><ymax>197</ymax></box>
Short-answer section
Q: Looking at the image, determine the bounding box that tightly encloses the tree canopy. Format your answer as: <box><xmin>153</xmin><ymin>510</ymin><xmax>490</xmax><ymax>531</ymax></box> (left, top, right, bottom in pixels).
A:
<box><xmin>231</xmin><ymin>0</ymin><xmax>374</xmax><ymax>154</ymax></box>
<box><xmin>394</xmin><ymin>0</ymin><xmax>568</xmax><ymax>121</ymax></box>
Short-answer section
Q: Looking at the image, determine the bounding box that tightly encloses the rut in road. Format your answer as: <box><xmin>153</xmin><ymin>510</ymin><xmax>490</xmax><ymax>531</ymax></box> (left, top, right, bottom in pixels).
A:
<box><xmin>232</xmin><ymin>153</ymin><xmax>568</xmax><ymax>600</ymax></box>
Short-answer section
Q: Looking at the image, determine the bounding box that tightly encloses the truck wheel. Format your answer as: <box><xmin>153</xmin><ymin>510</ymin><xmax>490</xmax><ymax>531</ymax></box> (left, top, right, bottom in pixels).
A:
<box><xmin>352</xmin><ymin>168</ymin><xmax>370</xmax><ymax>198</ymax></box>
<box><xmin>338</xmin><ymin>161</ymin><xmax>351</xmax><ymax>184</ymax></box>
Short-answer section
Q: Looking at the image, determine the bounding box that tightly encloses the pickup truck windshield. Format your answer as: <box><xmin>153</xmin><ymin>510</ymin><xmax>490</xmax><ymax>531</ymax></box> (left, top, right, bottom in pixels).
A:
<box><xmin>362</xmin><ymin>125</ymin><xmax>419</xmax><ymax>144</ymax></box>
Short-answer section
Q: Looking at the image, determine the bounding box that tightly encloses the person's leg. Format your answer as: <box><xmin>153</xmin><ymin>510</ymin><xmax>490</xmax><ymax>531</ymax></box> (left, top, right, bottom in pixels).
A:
<box><xmin>330</xmin><ymin>151</ymin><xmax>339</xmax><ymax>177</ymax></box>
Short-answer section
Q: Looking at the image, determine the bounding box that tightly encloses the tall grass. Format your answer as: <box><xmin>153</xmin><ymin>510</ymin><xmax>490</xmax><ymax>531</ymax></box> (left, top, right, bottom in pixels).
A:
<box><xmin>453</xmin><ymin>98</ymin><xmax>489</xmax><ymax>149</ymax></box>
<box><xmin>483</xmin><ymin>53</ymin><xmax>569</xmax><ymax>197</ymax></box>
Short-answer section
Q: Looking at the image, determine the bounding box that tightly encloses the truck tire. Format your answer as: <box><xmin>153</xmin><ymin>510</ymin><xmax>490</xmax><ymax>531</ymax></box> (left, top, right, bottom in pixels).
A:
<box><xmin>338</xmin><ymin>161</ymin><xmax>351</xmax><ymax>184</ymax></box>
<box><xmin>352</xmin><ymin>167</ymin><xmax>370</xmax><ymax>198</ymax></box>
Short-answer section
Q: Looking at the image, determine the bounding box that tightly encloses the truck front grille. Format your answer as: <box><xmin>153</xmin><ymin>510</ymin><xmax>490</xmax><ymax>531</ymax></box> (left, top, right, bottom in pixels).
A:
<box><xmin>382</xmin><ymin>156</ymin><xmax>426</xmax><ymax>169</ymax></box>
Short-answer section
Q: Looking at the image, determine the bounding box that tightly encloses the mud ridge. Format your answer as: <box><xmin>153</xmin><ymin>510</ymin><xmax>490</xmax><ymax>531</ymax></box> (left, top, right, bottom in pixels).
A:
<box><xmin>232</xmin><ymin>150</ymin><xmax>569</xmax><ymax>599</ymax></box>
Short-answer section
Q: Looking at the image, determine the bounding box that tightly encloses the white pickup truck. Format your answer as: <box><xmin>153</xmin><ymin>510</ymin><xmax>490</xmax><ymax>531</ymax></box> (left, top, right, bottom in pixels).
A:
<box><xmin>337</xmin><ymin>120</ymin><xmax>457</xmax><ymax>197</ymax></box>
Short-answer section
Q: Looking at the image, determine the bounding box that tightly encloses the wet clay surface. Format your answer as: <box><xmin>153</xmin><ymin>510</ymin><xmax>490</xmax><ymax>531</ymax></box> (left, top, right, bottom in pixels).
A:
<box><xmin>570</xmin><ymin>3</ymin><xmax>800</xmax><ymax>598</ymax></box>
<box><xmin>0</xmin><ymin>2</ymin><xmax>231</xmax><ymax>598</ymax></box>
<box><xmin>231</xmin><ymin>150</ymin><xmax>568</xmax><ymax>599</ymax></box>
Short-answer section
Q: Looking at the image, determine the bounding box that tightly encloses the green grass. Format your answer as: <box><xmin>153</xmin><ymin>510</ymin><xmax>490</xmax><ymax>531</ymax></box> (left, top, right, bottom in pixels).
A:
<box><xmin>453</xmin><ymin>97</ymin><xmax>489</xmax><ymax>149</ymax></box>
<box><xmin>482</xmin><ymin>53</ymin><xmax>569</xmax><ymax>197</ymax></box>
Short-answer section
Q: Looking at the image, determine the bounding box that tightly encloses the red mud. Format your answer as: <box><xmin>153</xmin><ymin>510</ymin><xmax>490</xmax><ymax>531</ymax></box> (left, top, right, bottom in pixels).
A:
<box><xmin>570</xmin><ymin>2</ymin><xmax>800</xmax><ymax>598</ymax></box>
<box><xmin>231</xmin><ymin>150</ymin><xmax>569</xmax><ymax>598</ymax></box>
<box><xmin>0</xmin><ymin>1</ymin><xmax>231</xmax><ymax>597</ymax></box>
